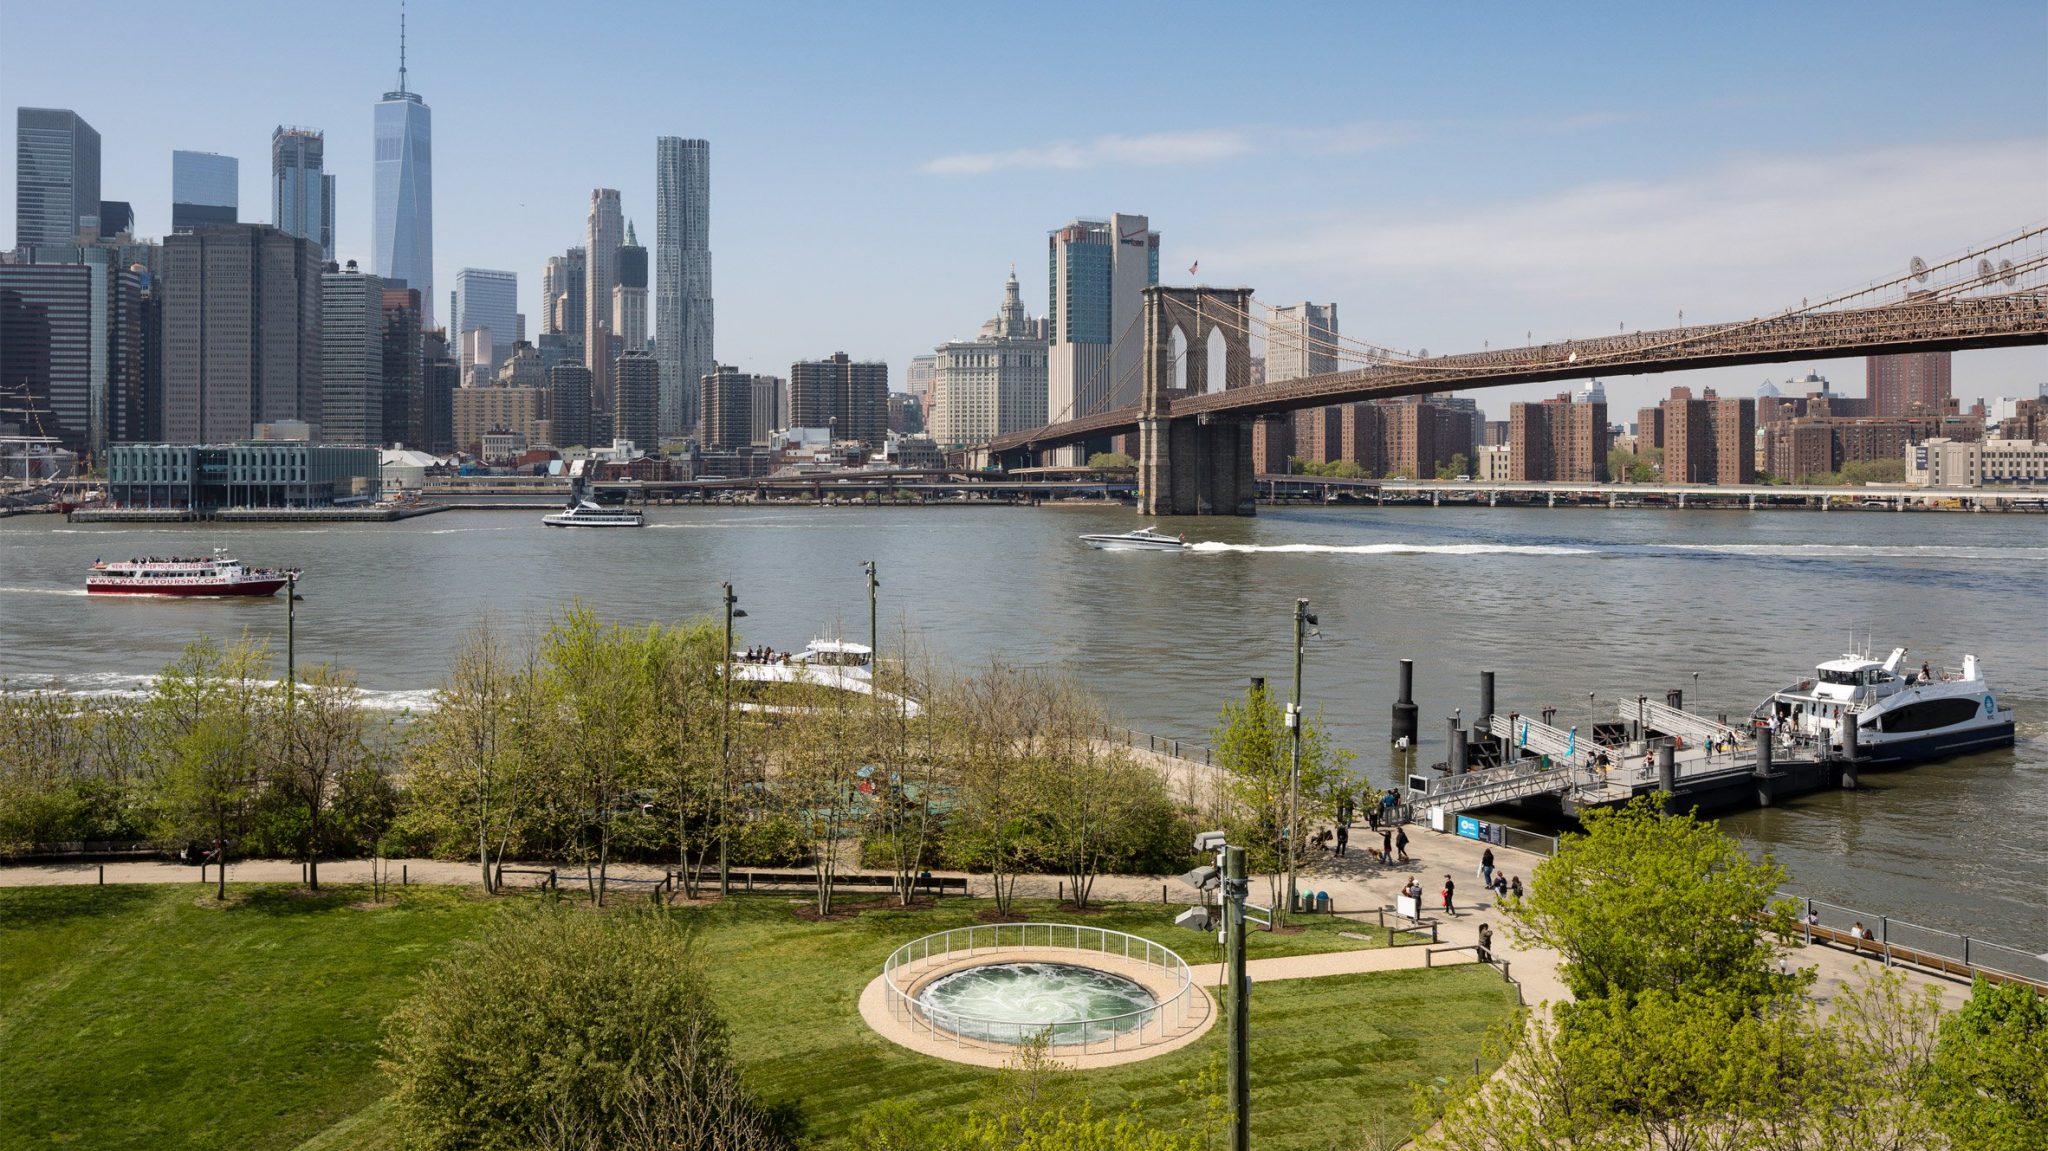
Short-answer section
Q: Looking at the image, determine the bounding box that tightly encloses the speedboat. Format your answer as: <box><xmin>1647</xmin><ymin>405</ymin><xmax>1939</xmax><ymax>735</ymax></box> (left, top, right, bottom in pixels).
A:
<box><xmin>542</xmin><ymin>498</ymin><xmax>644</xmax><ymax>528</ymax></box>
<box><xmin>1079</xmin><ymin>527</ymin><xmax>1187</xmax><ymax>552</ymax></box>
<box><xmin>1753</xmin><ymin>646</ymin><xmax>2015</xmax><ymax>767</ymax></box>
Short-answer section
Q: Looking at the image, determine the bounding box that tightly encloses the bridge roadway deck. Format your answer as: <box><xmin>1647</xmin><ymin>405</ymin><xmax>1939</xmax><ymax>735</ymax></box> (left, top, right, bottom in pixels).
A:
<box><xmin>988</xmin><ymin>293</ymin><xmax>2048</xmax><ymax>452</ymax></box>
<box><xmin>1264</xmin><ymin>476</ymin><xmax>2041</xmax><ymax>502</ymax></box>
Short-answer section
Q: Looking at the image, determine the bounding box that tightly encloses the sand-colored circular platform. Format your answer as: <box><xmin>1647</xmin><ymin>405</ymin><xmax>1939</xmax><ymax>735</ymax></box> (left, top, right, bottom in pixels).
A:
<box><xmin>860</xmin><ymin>939</ymin><xmax>1216</xmax><ymax>1069</ymax></box>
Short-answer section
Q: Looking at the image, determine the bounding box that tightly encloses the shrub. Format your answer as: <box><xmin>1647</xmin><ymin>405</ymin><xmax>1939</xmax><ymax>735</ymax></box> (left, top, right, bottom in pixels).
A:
<box><xmin>381</xmin><ymin>910</ymin><xmax>793</xmax><ymax>1151</ymax></box>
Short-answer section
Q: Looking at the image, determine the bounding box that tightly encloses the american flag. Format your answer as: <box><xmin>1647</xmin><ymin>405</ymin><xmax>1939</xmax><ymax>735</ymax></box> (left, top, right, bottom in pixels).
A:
<box><xmin>1188</xmin><ymin>260</ymin><xmax>1200</xmax><ymax>276</ymax></box>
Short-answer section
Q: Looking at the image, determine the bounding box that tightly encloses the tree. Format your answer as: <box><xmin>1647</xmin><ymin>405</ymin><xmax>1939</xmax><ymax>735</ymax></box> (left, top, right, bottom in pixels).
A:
<box><xmin>768</xmin><ymin>670</ymin><xmax>869</xmax><ymax>915</ymax></box>
<box><xmin>1024</xmin><ymin>679</ymin><xmax>1164</xmax><ymax>909</ymax></box>
<box><xmin>403</xmin><ymin>620</ymin><xmax>538</xmax><ymax>893</ymax></box>
<box><xmin>1211</xmin><ymin>680</ymin><xmax>1352</xmax><ymax>921</ymax></box>
<box><xmin>1087</xmin><ymin>451</ymin><xmax>1137</xmax><ymax>469</ymax></box>
<box><xmin>945</xmin><ymin>662</ymin><xmax>1054</xmax><ymax>917</ymax></box>
<box><xmin>1437</xmin><ymin>452</ymin><xmax>1472</xmax><ymax>480</ymax></box>
<box><xmin>536</xmin><ymin>606</ymin><xmax>645</xmax><ymax>905</ymax></box>
<box><xmin>1928</xmin><ymin>976</ymin><xmax>2048</xmax><ymax>1151</ymax></box>
<box><xmin>1503</xmin><ymin>795</ymin><xmax>1804</xmax><ymax>1005</ymax></box>
<box><xmin>870</xmin><ymin>638</ymin><xmax>947</xmax><ymax>907</ymax></box>
<box><xmin>144</xmin><ymin>637</ymin><xmax>275</xmax><ymax>900</ymax></box>
<box><xmin>382</xmin><ymin>910</ymin><xmax>792</xmax><ymax>1151</ymax></box>
<box><xmin>0</xmin><ymin>689</ymin><xmax>144</xmax><ymax>854</ymax></box>
<box><xmin>276</xmin><ymin>663</ymin><xmax>387</xmax><ymax>891</ymax></box>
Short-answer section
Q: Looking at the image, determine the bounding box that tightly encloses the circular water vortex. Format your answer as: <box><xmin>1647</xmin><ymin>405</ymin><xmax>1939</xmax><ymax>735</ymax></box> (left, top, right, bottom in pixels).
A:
<box><xmin>915</xmin><ymin>961</ymin><xmax>1158</xmax><ymax>1046</ymax></box>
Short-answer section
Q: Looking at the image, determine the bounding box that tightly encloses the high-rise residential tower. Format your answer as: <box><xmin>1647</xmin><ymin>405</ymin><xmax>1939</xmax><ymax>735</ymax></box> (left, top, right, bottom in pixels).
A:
<box><xmin>321</xmin><ymin>261</ymin><xmax>385</xmax><ymax>445</ymax></box>
<box><xmin>542</xmin><ymin>247</ymin><xmax>585</xmax><ymax>342</ymax></box>
<box><xmin>453</xmin><ymin>267</ymin><xmax>517</xmax><ymax>370</ymax></box>
<box><xmin>614</xmin><ymin>221</ymin><xmax>648</xmax><ymax>354</ymax></box>
<box><xmin>271</xmin><ymin>127</ymin><xmax>332</xmax><ymax>261</ymax></box>
<box><xmin>15</xmin><ymin>108</ymin><xmax>102</xmax><ymax>245</ymax></box>
<box><xmin>614</xmin><ymin>351</ymin><xmax>660</xmax><ymax>452</ymax></box>
<box><xmin>1046</xmin><ymin>213</ymin><xmax>1157</xmax><ymax>461</ymax></box>
<box><xmin>584</xmin><ymin>188</ymin><xmax>623</xmax><ymax>421</ymax></box>
<box><xmin>1866</xmin><ymin>351</ymin><xmax>1953</xmax><ymax>417</ymax></box>
<box><xmin>172</xmin><ymin>150</ymin><xmax>238</xmax><ymax>231</ymax></box>
<box><xmin>790</xmin><ymin>352</ymin><xmax>888</xmax><ymax>450</ymax></box>
<box><xmin>1265</xmin><ymin>302</ymin><xmax>1340</xmax><ymax>382</ymax></box>
<box><xmin>380</xmin><ymin>285</ymin><xmax>422</xmax><ymax>447</ymax></box>
<box><xmin>373</xmin><ymin>14</ymin><xmax>434</xmax><ymax>326</ymax></box>
<box><xmin>160</xmin><ymin>224</ymin><xmax>324</xmax><ymax>443</ymax></box>
<box><xmin>655</xmin><ymin>137</ymin><xmax>712</xmax><ymax>436</ymax></box>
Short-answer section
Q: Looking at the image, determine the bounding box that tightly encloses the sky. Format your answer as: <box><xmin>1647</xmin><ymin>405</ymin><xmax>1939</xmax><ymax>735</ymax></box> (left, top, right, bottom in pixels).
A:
<box><xmin>4</xmin><ymin>0</ymin><xmax>2045</xmax><ymax>418</ymax></box>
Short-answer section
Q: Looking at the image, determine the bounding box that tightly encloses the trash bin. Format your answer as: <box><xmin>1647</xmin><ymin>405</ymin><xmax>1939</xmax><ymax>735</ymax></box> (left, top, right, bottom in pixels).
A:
<box><xmin>1315</xmin><ymin>891</ymin><xmax>1331</xmax><ymax>914</ymax></box>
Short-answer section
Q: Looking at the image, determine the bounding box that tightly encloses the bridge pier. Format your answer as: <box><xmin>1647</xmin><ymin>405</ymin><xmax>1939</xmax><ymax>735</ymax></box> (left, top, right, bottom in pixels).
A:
<box><xmin>1134</xmin><ymin>285</ymin><xmax>1259</xmax><ymax>516</ymax></box>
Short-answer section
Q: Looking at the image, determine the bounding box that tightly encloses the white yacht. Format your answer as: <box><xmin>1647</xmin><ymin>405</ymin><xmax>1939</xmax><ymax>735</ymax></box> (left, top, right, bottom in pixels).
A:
<box><xmin>1754</xmin><ymin>647</ymin><xmax>2015</xmax><ymax>767</ymax></box>
<box><xmin>1079</xmin><ymin>526</ymin><xmax>1187</xmax><ymax>552</ymax></box>
<box><xmin>542</xmin><ymin>498</ymin><xmax>644</xmax><ymax>528</ymax></box>
<box><xmin>727</xmin><ymin>639</ymin><xmax>922</xmax><ymax>717</ymax></box>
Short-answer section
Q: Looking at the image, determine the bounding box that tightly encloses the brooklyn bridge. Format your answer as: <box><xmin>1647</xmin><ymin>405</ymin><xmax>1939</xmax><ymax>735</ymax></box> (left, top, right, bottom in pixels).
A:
<box><xmin>986</xmin><ymin>226</ymin><xmax>2048</xmax><ymax>515</ymax></box>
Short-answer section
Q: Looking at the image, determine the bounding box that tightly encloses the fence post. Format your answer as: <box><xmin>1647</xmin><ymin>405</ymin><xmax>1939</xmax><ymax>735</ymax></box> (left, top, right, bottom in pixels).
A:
<box><xmin>1880</xmin><ymin>916</ymin><xmax>1891</xmax><ymax>966</ymax></box>
<box><xmin>1804</xmin><ymin>897</ymin><xmax>1813</xmax><ymax>946</ymax></box>
<box><xmin>403</xmin><ymin>864</ymin><xmax>408</xmax><ymax>886</ymax></box>
<box><xmin>1962</xmin><ymin>935</ymin><xmax>1970</xmax><ymax>968</ymax></box>
<box><xmin>98</xmin><ymin>864</ymin><xmax>104</xmax><ymax>885</ymax></box>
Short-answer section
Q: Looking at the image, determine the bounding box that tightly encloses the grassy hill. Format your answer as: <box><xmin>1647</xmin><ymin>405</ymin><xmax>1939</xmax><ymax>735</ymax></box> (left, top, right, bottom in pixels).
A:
<box><xmin>0</xmin><ymin>884</ymin><xmax>1515</xmax><ymax>1150</ymax></box>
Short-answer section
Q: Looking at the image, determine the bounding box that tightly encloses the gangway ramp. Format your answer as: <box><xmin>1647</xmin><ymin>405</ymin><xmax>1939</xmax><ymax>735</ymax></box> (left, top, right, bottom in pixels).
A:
<box><xmin>1618</xmin><ymin>699</ymin><xmax>1742</xmax><ymax>746</ymax></box>
<box><xmin>1492</xmin><ymin>713</ymin><xmax>1609</xmax><ymax>769</ymax></box>
<box><xmin>1409</xmin><ymin>714</ymin><xmax>1613</xmax><ymax>814</ymax></box>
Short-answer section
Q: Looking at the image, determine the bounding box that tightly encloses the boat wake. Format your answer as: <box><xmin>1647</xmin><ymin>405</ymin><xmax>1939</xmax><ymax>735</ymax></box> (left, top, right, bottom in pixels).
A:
<box><xmin>1</xmin><ymin>671</ymin><xmax>439</xmax><ymax>712</ymax></box>
<box><xmin>1186</xmin><ymin>541</ymin><xmax>1595</xmax><ymax>556</ymax></box>
<box><xmin>0</xmin><ymin>586</ymin><xmax>91</xmax><ymax>596</ymax></box>
<box><xmin>1661</xmin><ymin>543</ymin><xmax>2048</xmax><ymax>561</ymax></box>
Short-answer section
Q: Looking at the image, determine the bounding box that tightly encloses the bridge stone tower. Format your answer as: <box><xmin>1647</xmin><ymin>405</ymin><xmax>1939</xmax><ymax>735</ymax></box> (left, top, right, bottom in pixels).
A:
<box><xmin>1137</xmin><ymin>285</ymin><xmax>1259</xmax><ymax>516</ymax></box>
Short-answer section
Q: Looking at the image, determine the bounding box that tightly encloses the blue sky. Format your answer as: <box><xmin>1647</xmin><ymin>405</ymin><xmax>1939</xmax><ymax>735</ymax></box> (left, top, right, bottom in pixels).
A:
<box><xmin>5</xmin><ymin>0</ymin><xmax>2044</xmax><ymax>415</ymax></box>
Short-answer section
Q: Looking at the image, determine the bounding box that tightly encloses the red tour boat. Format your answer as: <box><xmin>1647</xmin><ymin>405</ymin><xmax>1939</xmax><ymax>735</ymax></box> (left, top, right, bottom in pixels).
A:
<box><xmin>86</xmin><ymin>548</ymin><xmax>298</xmax><ymax>598</ymax></box>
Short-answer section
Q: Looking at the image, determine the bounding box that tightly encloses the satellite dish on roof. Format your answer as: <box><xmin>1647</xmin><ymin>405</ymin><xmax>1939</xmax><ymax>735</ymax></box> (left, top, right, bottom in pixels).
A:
<box><xmin>1999</xmin><ymin>258</ymin><xmax>2017</xmax><ymax>286</ymax></box>
<box><xmin>1909</xmin><ymin>256</ymin><xmax>1929</xmax><ymax>283</ymax></box>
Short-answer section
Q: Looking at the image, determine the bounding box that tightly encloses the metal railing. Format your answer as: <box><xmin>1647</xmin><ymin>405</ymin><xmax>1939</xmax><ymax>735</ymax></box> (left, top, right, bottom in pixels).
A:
<box><xmin>1104</xmin><ymin>725</ymin><xmax>1215</xmax><ymax>767</ymax></box>
<box><xmin>881</xmin><ymin>923</ymin><xmax>1198</xmax><ymax>1054</ymax></box>
<box><xmin>1781</xmin><ymin>892</ymin><xmax>2048</xmax><ymax>990</ymax></box>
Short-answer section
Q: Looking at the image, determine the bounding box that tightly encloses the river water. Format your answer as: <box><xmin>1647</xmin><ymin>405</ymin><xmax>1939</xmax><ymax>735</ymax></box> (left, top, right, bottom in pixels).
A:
<box><xmin>3</xmin><ymin>505</ymin><xmax>2044</xmax><ymax>948</ymax></box>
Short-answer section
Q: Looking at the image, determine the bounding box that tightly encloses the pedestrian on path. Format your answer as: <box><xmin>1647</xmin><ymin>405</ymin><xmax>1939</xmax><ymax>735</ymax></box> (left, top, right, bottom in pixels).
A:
<box><xmin>1442</xmin><ymin>874</ymin><xmax>1457</xmax><ymax>917</ymax></box>
<box><xmin>1396</xmin><ymin>827</ymin><xmax>1410</xmax><ymax>863</ymax></box>
<box><xmin>1477</xmin><ymin>923</ymin><xmax>1493</xmax><ymax>963</ymax></box>
<box><xmin>1510</xmin><ymin>875</ymin><xmax>1524</xmax><ymax>899</ymax></box>
<box><xmin>1480</xmin><ymin>847</ymin><xmax>1495</xmax><ymax>887</ymax></box>
<box><xmin>1335</xmin><ymin>824</ymin><xmax>1349</xmax><ymax>857</ymax></box>
<box><xmin>1380</xmin><ymin>829</ymin><xmax>1393</xmax><ymax>864</ymax></box>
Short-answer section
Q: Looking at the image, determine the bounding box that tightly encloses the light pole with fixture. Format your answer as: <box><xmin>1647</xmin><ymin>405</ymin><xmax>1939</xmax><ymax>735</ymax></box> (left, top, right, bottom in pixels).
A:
<box><xmin>1286</xmin><ymin>598</ymin><xmax>1318</xmax><ymax>921</ymax></box>
<box><xmin>1183</xmin><ymin>830</ymin><xmax>1262</xmax><ymax>1151</ymax></box>
<box><xmin>720</xmin><ymin>581</ymin><xmax>747</xmax><ymax>898</ymax></box>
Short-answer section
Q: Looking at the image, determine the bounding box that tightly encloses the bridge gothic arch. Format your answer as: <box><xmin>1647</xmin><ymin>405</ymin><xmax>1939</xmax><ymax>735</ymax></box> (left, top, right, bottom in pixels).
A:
<box><xmin>1138</xmin><ymin>286</ymin><xmax>1259</xmax><ymax>515</ymax></box>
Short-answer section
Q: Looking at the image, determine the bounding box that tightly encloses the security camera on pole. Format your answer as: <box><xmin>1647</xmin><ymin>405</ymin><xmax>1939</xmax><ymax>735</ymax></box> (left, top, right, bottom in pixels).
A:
<box><xmin>1182</xmin><ymin>829</ymin><xmax>1265</xmax><ymax>1151</ymax></box>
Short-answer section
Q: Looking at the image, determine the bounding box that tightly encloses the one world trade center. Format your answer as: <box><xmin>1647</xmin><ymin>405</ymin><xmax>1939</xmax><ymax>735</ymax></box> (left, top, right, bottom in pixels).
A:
<box><xmin>373</xmin><ymin>10</ymin><xmax>433</xmax><ymax>327</ymax></box>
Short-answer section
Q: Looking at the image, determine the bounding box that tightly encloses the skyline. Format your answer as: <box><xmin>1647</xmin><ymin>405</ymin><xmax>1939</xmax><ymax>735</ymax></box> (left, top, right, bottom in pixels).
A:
<box><xmin>3</xmin><ymin>0</ymin><xmax>2045</xmax><ymax>417</ymax></box>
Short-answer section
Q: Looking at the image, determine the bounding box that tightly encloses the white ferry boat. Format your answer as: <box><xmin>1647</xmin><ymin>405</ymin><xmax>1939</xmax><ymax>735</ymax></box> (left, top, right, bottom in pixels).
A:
<box><xmin>542</xmin><ymin>498</ymin><xmax>644</xmax><ymax>528</ymax></box>
<box><xmin>1753</xmin><ymin>647</ymin><xmax>2015</xmax><ymax>767</ymax></box>
<box><xmin>86</xmin><ymin>548</ymin><xmax>296</xmax><ymax>598</ymax></box>
<box><xmin>1079</xmin><ymin>526</ymin><xmax>1187</xmax><ymax>552</ymax></box>
<box><xmin>726</xmin><ymin>639</ymin><xmax>921</xmax><ymax>717</ymax></box>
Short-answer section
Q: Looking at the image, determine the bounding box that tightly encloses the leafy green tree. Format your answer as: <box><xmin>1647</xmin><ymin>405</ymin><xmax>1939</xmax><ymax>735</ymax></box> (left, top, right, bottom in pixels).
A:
<box><xmin>944</xmin><ymin>662</ymin><xmax>1060</xmax><ymax>916</ymax></box>
<box><xmin>1024</xmin><ymin>682</ymin><xmax>1164</xmax><ymax>909</ymax></box>
<box><xmin>144</xmin><ymin>637</ymin><xmax>276</xmax><ymax>900</ymax></box>
<box><xmin>0</xmin><ymin>689</ymin><xmax>145</xmax><ymax>853</ymax></box>
<box><xmin>1437</xmin><ymin>452</ymin><xmax>1472</xmax><ymax>480</ymax></box>
<box><xmin>1212</xmin><ymin>679</ymin><xmax>1353</xmax><ymax>921</ymax></box>
<box><xmin>382</xmin><ymin>910</ymin><xmax>792</xmax><ymax>1151</ymax></box>
<box><xmin>1928</xmin><ymin>976</ymin><xmax>2048</xmax><ymax>1151</ymax></box>
<box><xmin>1087</xmin><ymin>451</ymin><xmax>1137</xmax><ymax>469</ymax></box>
<box><xmin>274</xmin><ymin>664</ymin><xmax>390</xmax><ymax>890</ymax></box>
<box><xmin>1503</xmin><ymin>795</ymin><xmax>1803</xmax><ymax>1005</ymax></box>
<box><xmin>400</xmin><ymin>620</ymin><xmax>540</xmax><ymax>892</ymax></box>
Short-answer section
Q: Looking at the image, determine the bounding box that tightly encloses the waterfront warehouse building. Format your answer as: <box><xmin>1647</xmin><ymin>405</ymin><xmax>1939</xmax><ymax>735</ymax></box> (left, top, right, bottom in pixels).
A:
<box><xmin>107</xmin><ymin>441</ymin><xmax>378</xmax><ymax>509</ymax></box>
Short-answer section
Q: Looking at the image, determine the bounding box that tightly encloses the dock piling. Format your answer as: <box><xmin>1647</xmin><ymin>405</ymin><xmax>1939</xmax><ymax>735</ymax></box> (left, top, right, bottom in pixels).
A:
<box><xmin>1753</xmin><ymin>729</ymin><xmax>1774</xmax><ymax>807</ymax></box>
<box><xmin>1655</xmin><ymin>739</ymin><xmax>1676</xmax><ymax>812</ymax></box>
<box><xmin>1393</xmin><ymin>660</ymin><xmax>1419</xmax><ymax>746</ymax></box>
<box><xmin>1449</xmin><ymin>720</ymin><xmax>1468</xmax><ymax>774</ymax></box>
<box><xmin>1841</xmin><ymin>719</ymin><xmax>1860</xmax><ymax>790</ymax></box>
<box><xmin>1477</xmin><ymin>671</ymin><xmax>1495</xmax><ymax>737</ymax></box>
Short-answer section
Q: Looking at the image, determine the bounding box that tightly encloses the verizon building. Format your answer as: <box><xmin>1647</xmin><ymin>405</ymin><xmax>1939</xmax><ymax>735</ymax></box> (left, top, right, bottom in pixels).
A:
<box><xmin>1045</xmin><ymin>214</ymin><xmax>1158</xmax><ymax>462</ymax></box>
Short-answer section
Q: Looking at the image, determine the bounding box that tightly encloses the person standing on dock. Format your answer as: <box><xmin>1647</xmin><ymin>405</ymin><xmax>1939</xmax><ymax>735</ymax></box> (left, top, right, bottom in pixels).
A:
<box><xmin>1480</xmin><ymin>848</ymin><xmax>1496</xmax><ymax>887</ymax></box>
<box><xmin>1396</xmin><ymin>827</ymin><xmax>1410</xmax><ymax>863</ymax></box>
<box><xmin>1442</xmin><ymin>874</ymin><xmax>1458</xmax><ymax>917</ymax></box>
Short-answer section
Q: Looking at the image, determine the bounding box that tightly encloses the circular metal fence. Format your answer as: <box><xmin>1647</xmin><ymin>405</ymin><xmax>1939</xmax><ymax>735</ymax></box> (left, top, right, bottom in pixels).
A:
<box><xmin>881</xmin><ymin>922</ymin><xmax>1197</xmax><ymax>1054</ymax></box>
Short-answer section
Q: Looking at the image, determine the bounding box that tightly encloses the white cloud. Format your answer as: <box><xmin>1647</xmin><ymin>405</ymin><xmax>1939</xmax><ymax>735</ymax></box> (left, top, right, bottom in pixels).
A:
<box><xmin>921</xmin><ymin>122</ymin><xmax>1405</xmax><ymax>175</ymax></box>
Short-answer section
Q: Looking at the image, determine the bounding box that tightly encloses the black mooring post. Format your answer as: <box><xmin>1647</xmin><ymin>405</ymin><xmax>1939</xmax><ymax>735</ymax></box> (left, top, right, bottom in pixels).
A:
<box><xmin>1393</xmin><ymin>659</ymin><xmax>1419</xmax><ymax>745</ymax></box>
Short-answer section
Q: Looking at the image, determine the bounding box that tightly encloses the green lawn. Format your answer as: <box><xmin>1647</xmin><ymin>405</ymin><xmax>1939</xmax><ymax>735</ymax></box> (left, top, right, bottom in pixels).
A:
<box><xmin>0</xmin><ymin>885</ymin><xmax>1513</xmax><ymax>1151</ymax></box>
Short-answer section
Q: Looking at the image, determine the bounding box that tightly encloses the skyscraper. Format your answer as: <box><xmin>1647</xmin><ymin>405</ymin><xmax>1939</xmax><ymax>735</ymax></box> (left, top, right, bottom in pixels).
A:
<box><xmin>585</xmin><ymin>188</ymin><xmax>623</xmax><ymax>421</ymax></box>
<box><xmin>1046</xmin><ymin>213</ymin><xmax>1158</xmax><ymax>461</ymax></box>
<box><xmin>1265</xmin><ymin>302</ymin><xmax>1340</xmax><ymax>382</ymax></box>
<box><xmin>927</xmin><ymin>270</ymin><xmax>1048</xmax><ymax>448</ymax></box>
<box><xmin>614</xmin><ymin>221</ymin><xmax>648</xmax><ymax>354</ymax></box>
<box><xmin>161</xmin><ymin>224</ymin><xmax>324</xmax><ymax>443</ymax></box>
<box><xmin>790</xmin><ymin>352</ymin><xmax>889</xmax><ymax>450</ymax></box>
<box><xmin>380</xmin><ymin>285</ymin><xmax>422</xmax><ymax>447</ymax></box>
<box><xmin>321</xmin><ymin>261</ymin><xmax>385</xmax><ymax>445</ymax></box>
<box><xmin>614</xmin><ymin>351</ymin><xmax>660</xmax><ymax>452</ymax></box>
<box><xmin>1867</xmin><ymin>351</ymin><xmax>1953</xmax><ymax>416</ymax></box>
<box><xmin>700</xmin><ymin>364</ymin><xmax>757</xmax><ymax>451</ymax></box>
<box><xmin>172</xmin><ymin>150</ymin><xmax>238</xmax><ymax>231</ymax></box>
<box><xmin>542</xmin><ymin>247</ymin><xmax>585</xmax><ymax>343</ymax></box>
<box><xmin>0</xmin><ymin>264</ymin><xmax>93</xmax><ymax>452</ymax></box>
<box><xmin>15</xmin><ymin>108</ymin><xmax>102</xmax><ymax>245</ymax></box>
<box><xmin>655</xmin><ymin>137</ymin><xmax>712</xmax><ymax>436</ymax></box>
<box><xmin>453</xmin><ymin>267</ymin><xmax>518</xmax><ymax>370</ymax></box>
<box><xmin>271</xmin><ymin>127</ymin><xmax>331</xmax><ymax>261</ymax></box>
<box><xmin>547</xmin><ymin>363</ymin><xmax>594</xmax><ymax>450</ymax></box>
<box><xmin>373</xmin><ymin>13</ymin><xmax>434</xmax><ymax>326</ymax></box>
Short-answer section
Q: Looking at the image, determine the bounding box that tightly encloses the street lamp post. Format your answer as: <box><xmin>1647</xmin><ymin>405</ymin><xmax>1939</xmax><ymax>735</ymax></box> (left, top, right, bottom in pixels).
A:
<box><xmin>1186</xmin><ymin>830</ymin><xmax>1260</xmax><ymax>1151</ymax></box>
<box><xmin>720</xmin><ymin>582</ymin><xmax>747</xmax><ymax>898</ymax></box>
<box><xmin>1286</xmin><ymin>598</ymin><xmax>1317</xmax><ymax>921</ymax></box>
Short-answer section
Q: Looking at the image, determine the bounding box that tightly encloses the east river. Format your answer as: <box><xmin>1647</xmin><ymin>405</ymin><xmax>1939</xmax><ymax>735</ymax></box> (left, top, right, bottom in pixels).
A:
<box><xmin>3</xmin><ymin>504</ymin><xmax>2044</xmax><ymax>949</ymax></box>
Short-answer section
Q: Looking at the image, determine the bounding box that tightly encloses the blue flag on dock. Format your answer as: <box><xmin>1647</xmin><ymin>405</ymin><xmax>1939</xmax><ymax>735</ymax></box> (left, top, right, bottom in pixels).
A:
<box><xmin>1519</xmin><ymin>720</ymin><xmax>1529</xmax><ymax>749</ymax></box>
<box><xmin>1567</xmin><ymin>727</ymin><xmax>1577</xmax><ymax>757</ymax></box>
